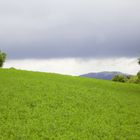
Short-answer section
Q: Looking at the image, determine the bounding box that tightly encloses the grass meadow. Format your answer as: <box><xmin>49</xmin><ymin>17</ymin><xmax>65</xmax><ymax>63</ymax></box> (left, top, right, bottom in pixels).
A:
<box><xmin>0</xmin><ymin>68</ymin><xmax>140</xmax><ymax>140</ymax></box>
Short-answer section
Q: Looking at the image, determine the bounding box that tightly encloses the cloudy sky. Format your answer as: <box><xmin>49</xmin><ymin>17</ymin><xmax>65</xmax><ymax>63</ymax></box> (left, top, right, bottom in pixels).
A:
<box><xmin>1</xmin><ymin>0</ymin><xmax>140</xmax><ymax>75</ymax></box>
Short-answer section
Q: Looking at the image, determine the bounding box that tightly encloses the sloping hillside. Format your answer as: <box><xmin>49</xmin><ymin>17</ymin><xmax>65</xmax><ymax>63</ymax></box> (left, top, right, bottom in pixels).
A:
<box><xmin>0</xmin><ymin>68</ymin><xmax>140</xmax><ymax>140</ymax></box>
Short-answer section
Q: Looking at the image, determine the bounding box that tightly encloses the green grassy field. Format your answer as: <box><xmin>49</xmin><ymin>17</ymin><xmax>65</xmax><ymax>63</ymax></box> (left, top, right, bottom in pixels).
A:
<box><xmin>0</xmin><ymin>68</ymin><xmax>140</xmax><ymax>140</ymax></box>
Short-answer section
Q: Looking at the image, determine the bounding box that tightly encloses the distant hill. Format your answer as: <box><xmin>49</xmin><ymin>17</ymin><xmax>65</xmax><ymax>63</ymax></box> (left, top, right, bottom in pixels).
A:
<box><xmin>80</xmin><ymin>71</ymin><xmax>130</xmax><ymax>80</ymax></box>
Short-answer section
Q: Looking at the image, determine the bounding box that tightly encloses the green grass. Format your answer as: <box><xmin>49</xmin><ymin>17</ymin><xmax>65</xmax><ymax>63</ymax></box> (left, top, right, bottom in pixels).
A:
<box><xmin>0</xmin><ymin>68</ymin><xmax>140</xmax><ymax>140</ymax></box>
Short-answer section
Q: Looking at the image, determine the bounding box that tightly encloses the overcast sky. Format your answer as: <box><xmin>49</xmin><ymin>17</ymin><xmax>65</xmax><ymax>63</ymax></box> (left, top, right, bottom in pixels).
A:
<box><xmin>1</xmin><ymin>0</ymin><xmax>140</xmax><ymax>74</ymax></box>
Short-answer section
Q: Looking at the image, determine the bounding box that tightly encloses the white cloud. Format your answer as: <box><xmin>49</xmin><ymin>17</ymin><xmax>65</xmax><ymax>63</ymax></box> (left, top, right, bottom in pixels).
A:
<box><xmin>4</xmin><ymin>58</ymin><xmax>139</xmax><ymax>76</ymax></box>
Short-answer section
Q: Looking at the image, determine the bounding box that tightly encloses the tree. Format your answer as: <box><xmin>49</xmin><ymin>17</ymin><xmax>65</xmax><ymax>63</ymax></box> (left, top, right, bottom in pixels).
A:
<box><xmin>137</xmin><ymin>71</ymin><xmax>140</xmax><ymax>79</ymax></box>
<box><xmin>0</xmin><ymin>50</ymin><xmax>6</xmax><ymax>67</ymax></box>
<box><xmin>137</xmin><ymin>58</ymin><xmax>140</xmax><ymax>82</ymax></box>
<box><xmin>138</xmin><ymin>58</ymin><xmax>140</xmax><ymax>65</ymax></box>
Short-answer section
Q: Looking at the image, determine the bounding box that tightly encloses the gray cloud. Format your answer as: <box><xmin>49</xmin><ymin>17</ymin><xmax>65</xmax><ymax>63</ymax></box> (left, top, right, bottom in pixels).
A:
<box><xmin>0</xmin><ymin>0</ymin><xmax>140</xmax><ymax>59</ymax></box>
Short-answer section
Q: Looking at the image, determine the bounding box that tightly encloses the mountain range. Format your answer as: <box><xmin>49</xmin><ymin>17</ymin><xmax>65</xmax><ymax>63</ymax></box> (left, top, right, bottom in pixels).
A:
<box><xmin>80</xmin><ymin>71</ymin><xmax>130</xmax><ymax>80</ymax></box>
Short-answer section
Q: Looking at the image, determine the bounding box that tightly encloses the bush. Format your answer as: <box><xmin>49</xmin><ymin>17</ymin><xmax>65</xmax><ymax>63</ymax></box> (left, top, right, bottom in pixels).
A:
<box><xmin>112</xmin><ymin>75</ymin><xmax>127</xmax><ymax>83</ymax></box>
<box><xmin>127</xmin><ymin>76</ymin><xmax>140</xmax><ymax>84</ymax></box>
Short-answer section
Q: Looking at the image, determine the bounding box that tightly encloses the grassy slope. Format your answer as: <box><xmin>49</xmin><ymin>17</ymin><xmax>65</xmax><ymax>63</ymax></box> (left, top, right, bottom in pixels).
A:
<box><xmin>0</xmin><ymin>68</ymin><xmax>140</xmax><ymax>140</ymax></box>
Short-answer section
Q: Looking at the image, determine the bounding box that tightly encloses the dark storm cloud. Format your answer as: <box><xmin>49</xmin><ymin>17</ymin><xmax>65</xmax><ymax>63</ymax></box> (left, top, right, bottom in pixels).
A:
<box><xmin>0</xmin><ymin>0</ymin><xmax>140</xmax><ymax>59</ymax></box>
